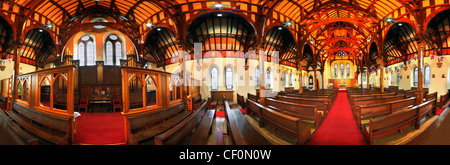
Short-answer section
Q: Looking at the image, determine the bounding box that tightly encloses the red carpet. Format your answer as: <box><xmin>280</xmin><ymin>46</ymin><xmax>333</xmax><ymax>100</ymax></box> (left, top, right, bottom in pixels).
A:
<box><xmin>437</xmin><ymin>101</ymin><xmax>450</xmax><ymax>116</ymax></box>
<box><xmin>215</xmin><ymin>108</ymin><xmax>246</xmax><ymax>117</ymax></box>
<box><xmin>307</xmin><ymin>91</ymin><xmax>366</xmax><ymax>145</ymax></box>
<box><xmin>74</xmin><ymin>112</ymin><xmax>126</xmax><ymax>145</ymax></box>
<box><xmin>216</xmin><ymin>111</ymin><xmax>225</xmax><ymax>117</ymax></box>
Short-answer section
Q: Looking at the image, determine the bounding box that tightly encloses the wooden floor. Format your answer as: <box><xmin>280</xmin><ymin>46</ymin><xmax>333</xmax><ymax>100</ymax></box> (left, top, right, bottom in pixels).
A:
<box><xmin>421</xmin><ymin>106</ymin><xmax>450</xmax><ymax>145</ymax></box>
<box><xmin>375</xmin><ymin>115</ymin><xmax>438</xmax><ymax>145</ymax></box>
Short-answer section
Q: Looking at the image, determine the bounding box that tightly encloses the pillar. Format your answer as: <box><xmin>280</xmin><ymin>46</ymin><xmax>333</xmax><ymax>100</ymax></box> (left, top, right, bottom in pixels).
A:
<box><xmin>298</xmin><ymin>61</ymin><xmax>303</xmax><ymax>93</ymax></box>
<box><xmin>321</xmin><ymin>69</ymin><xmax>325</xmax><ymax>89</ymax></box>
<box><xmin>313</xmin><ymin>65</ymin><xmax>317</xmax><ymax>90</ymax></box>
<box><xmin>366</xmin><ymin>66</ymin><xmax>370</xmax><ymax>89</ymax></box>
<box><xmin>417</xmin><ymin>39</ymin><xmax>425</xmax><ymax>103</ymax></box>
<box><xmin>259</xmin><ymin>49</ymin><xmax>266</xmax><ymax>106</ymax></box>
<box><xmin>360</xmin><ymin>62</ymin><xmax>363</xmax><ymax>89</ymax></box>
<box><xmin>380</xmin><ymin>65</ymin><xmax>384</xmax><ymax>92</ymax></box>
<box><xmin>9</xmin><ymin>45</ymin><xmax>20</xmax><ymax>110</ymax></box>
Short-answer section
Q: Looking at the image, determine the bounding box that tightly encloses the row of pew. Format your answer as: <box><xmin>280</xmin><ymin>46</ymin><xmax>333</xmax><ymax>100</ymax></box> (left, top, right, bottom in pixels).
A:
<box><xmin>0</xmin><ymin>94</ymin><xmax>215</xmax><ymax>145</ymax></box>
<box><xmin>230</xmin><ymin>89</ymin><xmax>337</xmax><ymax>145</ymax></box>
<box><xmin>130</xmin><ymin>95</ymin><xmax>217</xmax><ymax>145</ymax></box>
<box><xmin>347</xmin><ymin>88</ymin><xmax>437</xmax><ymax>144</ymax></box>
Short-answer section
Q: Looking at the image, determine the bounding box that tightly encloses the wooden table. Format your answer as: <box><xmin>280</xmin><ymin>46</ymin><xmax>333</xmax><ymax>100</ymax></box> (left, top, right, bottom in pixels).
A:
<box><xmin>89</xmin><ymin>99</ymin><xmax>112</xmax><ymax>112</ymax></box>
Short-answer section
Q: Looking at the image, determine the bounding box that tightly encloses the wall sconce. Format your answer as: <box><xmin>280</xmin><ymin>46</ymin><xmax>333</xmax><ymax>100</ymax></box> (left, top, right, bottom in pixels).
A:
<box><xmin>437</xmin><ymin>61</ymin><xmax>443</xmax><ymax>68</ymax></box>
<box><xmin>244</xmin><ymin>58</ymin><xmax>249</xmax><ymax>70</ymax></box>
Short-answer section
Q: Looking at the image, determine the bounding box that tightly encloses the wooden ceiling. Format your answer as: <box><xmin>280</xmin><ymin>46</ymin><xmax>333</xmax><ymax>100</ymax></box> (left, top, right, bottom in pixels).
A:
<box><xmin>1</xmin><ymin>0</ymin><xmax>449</xmax><ymax>69</ymax></box>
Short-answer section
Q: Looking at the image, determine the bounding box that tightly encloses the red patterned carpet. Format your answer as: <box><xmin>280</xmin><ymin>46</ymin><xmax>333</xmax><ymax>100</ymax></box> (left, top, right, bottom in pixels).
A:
<box><xmin>307</xmin><ymin>91</ymin><xmax>366</xmax><ymax>145</ymax></box>
<box><xmin>74</xmin><ymin>112</ymin><xmax>126</xmax><ymax>145</ymax></box>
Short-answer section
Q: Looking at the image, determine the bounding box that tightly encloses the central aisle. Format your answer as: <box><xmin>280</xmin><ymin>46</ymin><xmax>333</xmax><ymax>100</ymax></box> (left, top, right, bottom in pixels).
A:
<box><xmin>307</xmin><ymin>91</ymin><xmax>366</xmax><ymax>145</ymax></box>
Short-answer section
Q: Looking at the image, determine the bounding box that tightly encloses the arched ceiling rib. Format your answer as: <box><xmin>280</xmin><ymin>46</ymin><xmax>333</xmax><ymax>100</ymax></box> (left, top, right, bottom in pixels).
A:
<box><xmin>4</xmin><ymin>0</ymin><xmax>449</xmax><ymax>68</ymax></box>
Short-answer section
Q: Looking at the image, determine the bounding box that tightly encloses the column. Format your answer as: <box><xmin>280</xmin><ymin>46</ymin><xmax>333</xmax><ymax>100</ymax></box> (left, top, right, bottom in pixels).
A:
<box><xmin>259</xmin><ymin>49</ymin><xmax>266</xmax><ymax>106</ymax></box>
<box><xmin>360</xmin><ymin>62</ymin><xmax>363</xmax><ymax>89</ymax></box>
<box><xmin>366</xmin><ymin>66</ymin><xmax>370</xmax><ymax>89</ymax></box>
<box><xmin>9</xmin><ymin>45</ymin><xmax>20</xmax><ymax>110</ymax></box>
<box><xmin>417</xmin><ymin>39</ymin><xmax>425</xmax><ymax>103</ymax></box>
<box><xmin>380</xmin><ymin>65</ymin><xmax>384</xmax><ymax>92</ymax></box>
<box><xmin>321</xmin><ymin>69</ymin><xmax>325</xmax><ymax>89</ymax></box>
<box><xmin>298</xmin><ymin>61</ymin><xmax>303</xmax><ymax>93</ymax></box>
<box><xmin>313</xmin><ymin>65</ymin><xmax>317</xmax><ymax>90</ymax></box>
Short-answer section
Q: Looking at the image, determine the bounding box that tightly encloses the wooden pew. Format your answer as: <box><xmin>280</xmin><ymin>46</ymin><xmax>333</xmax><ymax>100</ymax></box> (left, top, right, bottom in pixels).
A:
<box><xmin>246</xmin><ymin>99</ymin><xmax>264</xmax><ymax>124</ymax></box>
<box><xmin>192</xmin><ymin>94</ymin><xmax>205</xmax><ymax>110</ymax></box>
<box><xmin>284</xmin><ymin>94</ymin><xmax>332</xmax><ymax>112</ymax></box>
<box><xmin>388</xmin><ymin>86</ymin><xmax>399</xmax><ymax>91</ymax></box>
<box><xmin>439</xmin><ymin>89</ymin><xmax>450</xmax><ymax>109</ymax></box>
<box><xmin>9</xmin><ymin>103</ymin><xmax>72</xmax><ymax>144</ymax></box>
<box><xmin>411</xmin><ymin>87</ymin><xmax>429</xmax><ymax>93</ymax></box>
<box><xmin>260</xmin><ymin>105</ymin><xmax>312</xmax><ymax>145</ymax></box>
<box><xmin>126</xmin><ymin>102</ymin><xmax>190</xmax><ymax>144</ymax></box>
<box><xmin>266</xmin><ymin>98</ymin><xmax>322</xmax><ymax>128</ymax></box>
<box><xmin>154</xmin><ymin>101</ymin><xmax>214</xmax><ymax>145</ymax></box>
<box><xmin>417</xmin><ymin>99</ymin><xmax>437</xmax><ymax>122</ymax></box>
<box><xmin>425</xmin><ymin>92</ymin><xmax>437</xmax><ymax>102</ymax></box>
<box><xmin>348</xmin><ymin>92</ymin><xmax>397</xmax><ymax>108</ymax></box>
<box><xmin>0</xmin><ymin>109</ymin><xmax>39</xmax><ymax>145</ymax></box>
<box><xmin>352</xmin><ymin>95</ymin><xmax>406</xmax><ymax>116</ymax></box>
<box><xmin>275</xmin><ymin>95</ymin><xmax>328</xmax><ymax>115</ymax></box>
<box><xmin>224</xmin><ymin>99</ymin><xmax>272</xmax><ymax>145</ymax></box>
<box><xmin>363</xmin><ymin>107</ymin><xmax>419</xmax><ymax>145</ymax></box>
<box><xmin>247</xmin><ymin>93</ymin><xmax>258</xmax><ymax>103</ymax></box>
<box><xmin>363</xmin><ymin>98</ymin><xmax>437</xmax><ymax>145</ymax></box>
<box><xmin>237</xmin><ymin>93</ymin><xmax>245</xmax><ymax>109</ymax></box>
<box><xmin>357</xmin><ymin>97</ymin><xmax>417</xmax><ymax>128</ymax></box>
<box><xmin>0</xmin><ymin>95</ymin><xmax>7</xmax><ymax>109</ymax></box>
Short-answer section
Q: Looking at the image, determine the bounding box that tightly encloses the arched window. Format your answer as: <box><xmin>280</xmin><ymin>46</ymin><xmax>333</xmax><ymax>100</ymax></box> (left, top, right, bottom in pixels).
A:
<box><xmin>211</xmin><ymin>67</ymin><xmax>218</xmax><ymax>90</ymax></box>
<box><xmin>77</xmin><ymin>42</ymin><xmax>85</xmax><ymax>65</ymax></box>
<box><xmin>77</xmin><ymin>35</ymin><xmax>95</xmax><ymax>66</ymax></box>
<box><xmin>424</xmin><ymin>66</ymin><xmax>431</xmax><ymax>87</ymax></box>
<box><xmin>413</xmin><ymin>67</ymin><xmax>418</xmax><ymax>86</ymax></box>
<box><xmin>290</xmin><ymin>73</ymin><xmax>294</xmax><ymax>87</ymax></box>
<box><xmin>282</xmin><ymin>71</ymin><xmax>286</xmax><ymax>87</ymax></box>
<box><xmin>340</xmin><ymin>63</ymin><xmax>344</xmax><ymax>78</ymax></box>
<box><xmin>334</xmin><ymin>64</ymin><xmax>338</xmax><ymax>78</ymax></box>
<box><xmin>346</xmin><ymin>63</ymin><xmax>350</xmax><ymax>78</ymax></box>
<box><xmin>225</xmin><ymin>67</ymin><xmax>233</xmax><ymax>90</ymax></box>
<box><xmin>255</xmin><ymin>68</ymin><xmax>260</xmax><ymax>88</ymax></box>
<box><xmin>362</xmin><ymin>72</ymin><xmax>366</xmax><ymax>82</ymax></box>
<box><xmin>389</xmin><ymin>71</ymin><xmax>394</xmax><ymax>86</ymax></box>
<box><xmin>105</xmin><ymin>34</ymin><xmax>123</xmax><ymax>66</ymax></box>
<box><xmin>86</xmin><ymin>42</ymin><xmax>95</xmax><ymax>66</ymax></box>
<box><xmin>397</xmin><ymin>69</ymin><xmax>401</xmax><ymax>86</ymax></box>
<box><xmin>266</xmin><ymin>69</ymin><xmax>271</xmax><ymax>88</ymax></box>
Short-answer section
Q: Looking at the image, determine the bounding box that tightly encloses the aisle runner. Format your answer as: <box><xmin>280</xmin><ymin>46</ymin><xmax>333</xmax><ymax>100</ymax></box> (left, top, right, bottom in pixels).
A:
<box><xmin>307</xmin><ymin>91</ymin><xmax>366</xmax><ymax>145</ymax></box>
<box><xmin>74</xmin><ymin>112</ymin><xmax>126</xmax><ymax>145</ymax></box>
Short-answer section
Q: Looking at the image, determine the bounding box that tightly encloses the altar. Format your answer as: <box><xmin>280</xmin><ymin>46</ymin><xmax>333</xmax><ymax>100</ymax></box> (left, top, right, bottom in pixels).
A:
<box><xmin>328</xmin><ymin>79</ymin><xmax>356</xmax><ymax>89</ymax></box>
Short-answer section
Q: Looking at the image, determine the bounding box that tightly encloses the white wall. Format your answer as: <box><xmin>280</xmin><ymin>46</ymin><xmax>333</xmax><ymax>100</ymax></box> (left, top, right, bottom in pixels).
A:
<box><xmin>0</xmin><ymin>61</ymin><xmax>39</xmax><ymax>81</ymax></box>
<box><xmin>163</xmin><ymin>58</ymin><xmax>303</xmax><ymax>102</ymax></box>
<box><xmin>369</xmin><ymin>55</ymin><xmax>450</xmax><ymax>99</ymax></box>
